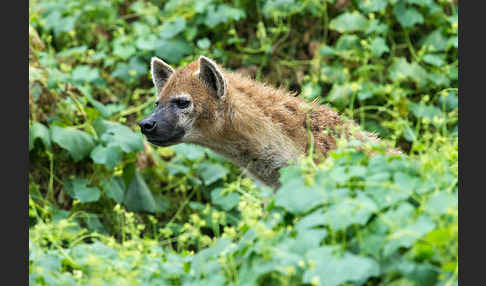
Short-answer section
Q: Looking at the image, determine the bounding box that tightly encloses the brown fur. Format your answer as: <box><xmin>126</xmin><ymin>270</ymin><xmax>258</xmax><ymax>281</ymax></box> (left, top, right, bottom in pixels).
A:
<box><xmin>153</xmin><ymin>58</ymin><xmax>397</xmax><ymax>188</ymax></box>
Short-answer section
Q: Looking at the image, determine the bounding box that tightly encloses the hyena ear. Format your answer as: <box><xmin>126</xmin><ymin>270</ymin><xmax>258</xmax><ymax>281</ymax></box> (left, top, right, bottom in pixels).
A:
<box><xmin>198</xmin><ymin>56</ymin><xmax>227</xmax><ymax>99</ymax></box>
<box><xmin>151</xmin><ymin>57</ymin><xmax>175</xmax><ymax>94</ymax></box>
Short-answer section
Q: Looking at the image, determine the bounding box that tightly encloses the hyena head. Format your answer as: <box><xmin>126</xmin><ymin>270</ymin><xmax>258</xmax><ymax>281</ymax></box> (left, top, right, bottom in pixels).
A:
<box><xmin>139</xmin><ymin>56</ymin><xmax>227</xmax><ymax>147</ymax></box>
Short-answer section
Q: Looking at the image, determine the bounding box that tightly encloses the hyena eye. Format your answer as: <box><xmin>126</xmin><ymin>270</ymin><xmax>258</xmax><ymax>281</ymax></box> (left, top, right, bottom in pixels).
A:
<box><xmin>172</xmin><ymin>98</ymin><xmax>191</xmax><ymax>109</ymax></box>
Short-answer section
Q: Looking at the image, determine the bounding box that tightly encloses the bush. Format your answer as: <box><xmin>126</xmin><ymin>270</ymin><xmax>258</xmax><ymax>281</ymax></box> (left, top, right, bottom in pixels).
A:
<box><xmin>29</xmin><ymin>0</ymin><xmax>458</xmax><ymax>285</ymax></box>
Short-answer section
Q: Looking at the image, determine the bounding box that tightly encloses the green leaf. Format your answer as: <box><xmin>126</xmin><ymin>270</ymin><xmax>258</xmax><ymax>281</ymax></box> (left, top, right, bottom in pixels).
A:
<box><xmin>301</xmin><ymin>83</ymin><xmax>322</xmax><ymax>101</ymax></box>
<box><xmin>172</xmin><ymin>143</ymin><xmax>207</xmax><ymax>161</ymax></box>
<box><xmin>421</xmin><ymin>29</ymin><xmax>448</xmax><ymax>52</ymax></box>
<box><xmin>197</xmin><ymin>162</ymin><xmax>229</xmax><ymax>185</ymax></box>
<box><xmin>102</xmin><ymin>177</ymin><xmax>125</xmax><ymax>204</ymax></box>
<box><xmin>113</xmin><ymin>43</ymin><xmax>136</xmax><ymax>59</ymax></box>
<box><xmin>403</xmin><ymin>125</ymin><xmax>417</xmax><ymax>142</ymax></box>
<box><xmin>204</xmin><ymin>4</ymin><xmax>246</xmax><ymax>28</ymax></box>
<box><xmin>323</xmin><ymin>192</ymin><xmax>378</xmax><ymax>230</ymax></box>
<box><xmin>393</xmin><ymin>3</ymin><xmax>424</xmax><ymax>28</ymax></box>
<box><xmin>295</xmin><ymin>209</ymin><xmax>326</xmax><ymax>232</ymax></box>
<box><xmin>426</xmin><ymin>191</ymin><xmax>457</xmax><ymax>216</ymax></box>
<box><xmin>327</xmin><ymin>84</ymin><xmax>353</xmax><ymax>108</ymax></box>
<box><xmin>123</xmin><ymin>170</ymin><xmax>157</xmax><ymax>213</ymax></box>
<box><xmin>111</xmin><ymin>57</ymin><xmax>146</xmax><ymax>82</ymax></box>
<box><xmin>197</xmin><ymin>38</ymin><xmax>211</xmax><ymax>50</ymax></box>
<box><xmin>64</xmin><ymin>178</ymin><xmax>101</xmax><ymax>203</ymax></box>
<box><xmin>135</xmin><ymin>34</ymin><xmax>158</xmax><ymax>51</ymax></box>
<box><xmin>275</xmin><ymin>177</ymin><xmax>325</xmax><ymax>214</ymax></box>
<box><xmin>155</xmin><ymin>39</ymin><xmax>193</xmax><ymax>64</ymax></box>
<box><xmin>90</xmin><ymin>145</ymin><xmax>124</xmax><ymax>169</ymax></box>
<box><xmin>370</xmin><ymin>37</ymin><xmax>389</xmax><ymax>57</ymax></box>
<box><xmin>388</xmin><ymin>57</ymin><xmax>428</xmax><ymax>87</ymax></box>
<box><xmin>160</xmin><ymin>17</ymin><xmax>186</xmax><ymax>39</ymax></box>
<box><xmin>422</xmin><ymin>54</ymin><xmax>445</xmax><ymax>67</ymax></box>
<box><xmin>44</xmin><ymin>11</ymin><xmax>75</xmax><ymax>36</ymax></box>
<box><xmin>30</xmin><ymin>122</ymin><xmax>51</xmax><ymax>150</ymax></box>
<box><xmin>51</xmin><ymin>126</ymin><xmax>96</xmax><ymax>162</ymax></box>
<box><xmin>384</xmin><ymin>216</ymin><xmax>436</xmax><ymax>256</ymax></box>
<box><xmin>329</xmin><ymin>12</ymin><xmax>369</xmax><ymax>33</ymax></box>
<box><xmin>211</xmin><ymin>187</ymin><xmax>240</xmax><ymax>211</ymax></box>
<box><xmin>358</xmin><ymin>0</ymin><xmax>388</xmax><ymax>13</ymax></box>
<box><xmin>409</xmin><ymin>103</ymin><xmax>445</xmax><ymax>121</ymax></box>
<box><xmin>303</xmin><ymin>246</ymin><xmax>380</xmax><ymax>286</ymax></box>
<box><xmin>98</xmin><ymin>121</ymin><xmax>144</xmax><ymax>153</ymax></box>
<box><xmin>71</xmin><ymin>65</ymin><xmax>100</xmax><ymax>83</ymax></box>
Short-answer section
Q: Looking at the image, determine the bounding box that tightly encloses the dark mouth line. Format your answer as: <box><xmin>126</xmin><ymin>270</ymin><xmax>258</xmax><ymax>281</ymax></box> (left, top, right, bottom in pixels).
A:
<box><xmin>145</xmin><ymin>136</ymin><xmax>182</xmax><ymax>147</ymax></box>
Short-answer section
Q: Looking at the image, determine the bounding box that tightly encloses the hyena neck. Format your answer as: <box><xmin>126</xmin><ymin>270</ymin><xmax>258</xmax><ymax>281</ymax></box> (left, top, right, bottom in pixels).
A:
<box><xmin>194</xmin><ymin>97</ymin><xmax>302</xmax><ymax>189</ymax></box>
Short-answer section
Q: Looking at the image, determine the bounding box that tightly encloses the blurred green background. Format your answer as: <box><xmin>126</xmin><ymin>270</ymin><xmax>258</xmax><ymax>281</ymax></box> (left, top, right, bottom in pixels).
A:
<box><xmin>29</xmin><ymin>0</ymin><xmax>458</xmax><ymax>285</ymax></box>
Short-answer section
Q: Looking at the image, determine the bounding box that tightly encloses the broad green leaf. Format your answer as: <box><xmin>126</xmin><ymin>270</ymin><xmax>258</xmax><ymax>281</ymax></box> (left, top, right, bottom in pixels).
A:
<box><xmin>329</xmin><ymin>12</ymin><xmax>369</xmax><ymax>33</ymax></box>
<box><xmin>421</xmin><ymin>29</ymin><xmax>448</xmax><ymax>52</ymax></box>
<box><xmin>111</xmin><ymin>57</ymin><xmax>146</xmax><ymax>82</ymax></box>
<box><xmin>30</xmin><ymin>122</ymin><xmax>51</xmax><ymax>150</ymax></box>
<box><xmin>113</xmin><ymin>44</ymin><xmax>136</xmax><ymax>60</ymax></box>
<box><xmin>211</xmin><ymin>187</ymin><xmax>240</xmax><ymax>211</ymax></box>
<box><xmin>98</xmin><ymin>121</ymin><xmax>144</xmax><ymax>153</ymax></box>
<box><xmin>295</xmin><ymin>209</ymin><xmax>326</xmax><ymax>232</ymax></box>
<box><xmin>335</xmin><ymin>34</ymin><xmax>360</xmax><ymax>52</ymax></box>
<box><xmin>426</xmin><ymin>191</ymin><xmax>457</xmax><ymax>216</ymax></box>
<box><xmin>403</xmin><ymin>125</ymin><xmax>417</xmax><ymax>142</ymax></box>
<box><xmin>123</xmin><ymin>170</ymin><xmax>157</xmax><ymax>213</ymax></box>
<box><xmin>275</xmin><ymin>177</ymin><xmax>325</xmax><ymax>214</ymax></box>
<box><xmin>160</xmin><ymin>17</ymin><xmax>186</xmax><ymax>39</ymax></box>
<box><xmin>388</xmin><ymin>58</ymin><xmax>428</xmax><ymax>87</ymax></box>
<box><xmin>90</xmin><ymin>145</ymin><xmax>123</xmax><ymax>169</ymax></box>
<box><xmin>44</xmin><ymin>11</ymin><xmax>75</xmax><ymax>36</ymax></box>
<box><xmin>51</xmin><ymin>126</ymin><xmax>96</xmax><ymax>162</ymax></box>
<box><xmin>409</xmin><ymin>103</ymin><xmax>445</xmax><ymax>121</ymax></box>
<box><xmin>323</xmin><ymin>192</ymin><xmax>378</xmax><ymax>230</ymax></box>
<box><xmin>330</xmin><ymin>166</ymin><xmax>348</xmax><ymax>184</ymax></box>
<box><xmin>347</xmin><ymin>165</ymin><xmax>367</xmax><ymax>178</ymax></box>
<box><xmin>422</xmin><ymin>54</ymin><xmax>445</xmax><ymax>67</ymax></box>
<box><xmin>393</xmin><ymin>3</ymin><xmax>424</xmax><ymax>28</ymax></box>
<box><xmin>102</xmin><ymin>177</ymin><xmax>125</xmax><ymax>204</ymax></box>
<box><xmin>370</xmin><ymin>37</ymin><xmax>389</xmax><ymax>57</ymax></box>
<box><xmin>438</xmin><ymin>92</ymin><xmax>458</xmax><ymax>111</ymax></box>
<box><xmin>384</xmin><ymin>216</ymin><xmax>436</xmax><ymax>256</ymax></box>
<box><xmin>327</xmin><ymin>84</ymin><xmax>352</xmax><ymax>108</ymax></box>
<box><xmin>155</xmin><ymin>39</ymin><xmax>193</xmax><ymax>64</ymax></box>
<box><xmin>71</xmin><ymin>65</ymin><xmax>100</xmax><ymax>83</ymax></box>
<box><xmin>358</xmin><ymin>0</ymin><xmax>388</xmax><ymax>13</ymax></box>
<box><xmin>172</xmin><ymin>143</ymin><xmax>207</xmax><ymax>161</ymax></box>
<box><xmin>301</xmin><ymin>83</ymin><xmax>322</xmax><ymax>101</ymax></box>
<box><xmin>303</xmin><ymin>246</ymin><xmax>380</xmax><ymax>286</ymax></box>
<box><xmin>197</xmin><ymin>162</ymin><xmax>229</xmax><ymax>185</ymax></box>
<box><xmin>393</xmin><ymin>172</ymin><xmax>416</xmax><ymax>194</ymax></box>
<box><xmin>204</xmin><ymin>4</ymin><xmax>245</xmax><ymax>28</ymax></box>
<box><xmin>135</xmin><ymin>34</ymin><xmax>158</xmax><ymax>51</ymax></box>
<box><xmin>64</xmin><ymin>178</ymin><xmax>101</xmax><ymax>203</ymax></box>
<box><xmin>197</xmin><ymin>38</ymin><xmax>211</xmax><ymax>50</ymax></box>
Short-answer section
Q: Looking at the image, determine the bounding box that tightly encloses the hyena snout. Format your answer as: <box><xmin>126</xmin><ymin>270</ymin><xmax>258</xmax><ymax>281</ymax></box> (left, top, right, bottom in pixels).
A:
<box><xmin>139</xmin><ymin>117</ymin><xmax>157</xmax><ymax>134</ymax></box>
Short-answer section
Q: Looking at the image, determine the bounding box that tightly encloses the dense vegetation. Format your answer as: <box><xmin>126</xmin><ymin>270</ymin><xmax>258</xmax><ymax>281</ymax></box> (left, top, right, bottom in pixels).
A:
<box><xmin>29</xmin><ymin>0</ymin><xmax>458</xmax><ymax>285</ymax></box>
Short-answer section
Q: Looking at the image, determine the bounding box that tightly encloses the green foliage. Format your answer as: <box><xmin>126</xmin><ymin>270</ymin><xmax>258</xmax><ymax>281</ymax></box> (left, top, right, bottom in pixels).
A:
<box><xmin>29</xmin><ymin>0</ymin><xmax>457</xmax><ymax>285</ymax></box>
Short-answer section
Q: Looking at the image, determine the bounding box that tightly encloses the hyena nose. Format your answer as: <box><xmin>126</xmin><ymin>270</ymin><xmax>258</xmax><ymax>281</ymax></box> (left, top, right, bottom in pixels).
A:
<box><xmin>139</xmin><ymin>118</ymin><xmax>157</xmax><ymax>133</ymax></box>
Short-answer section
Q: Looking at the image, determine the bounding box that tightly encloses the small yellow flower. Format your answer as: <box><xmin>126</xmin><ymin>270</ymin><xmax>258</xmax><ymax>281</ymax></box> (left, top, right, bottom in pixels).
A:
<box><xmin>350</xmin><ymin>82</ymin><xmax>361</xmax><ymax>92</ymax></box>
<box><xmin>286</xmin><ymin>266</ymin><xmax>296</xmax><ymax>276</ymax></box>
<box><xmin>311</xmin><ymin>276</ymin><xmax>320</xmax><ymax>286</ymax></box>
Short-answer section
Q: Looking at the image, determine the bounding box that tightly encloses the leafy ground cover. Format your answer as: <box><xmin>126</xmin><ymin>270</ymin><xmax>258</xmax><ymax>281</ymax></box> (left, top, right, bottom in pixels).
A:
<box><xmin>29</xmin><ymin>0</ymin><xmax>458</xmax><ymax>285</ymax></box>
